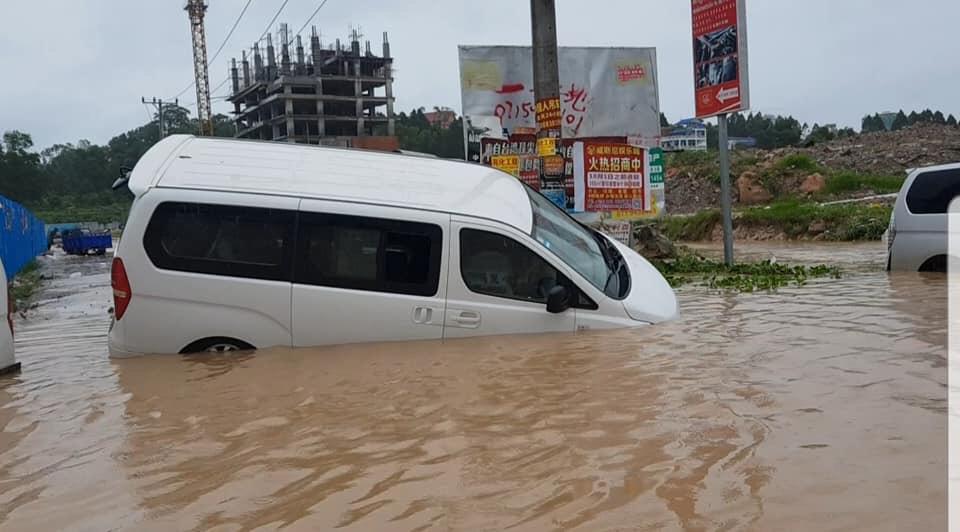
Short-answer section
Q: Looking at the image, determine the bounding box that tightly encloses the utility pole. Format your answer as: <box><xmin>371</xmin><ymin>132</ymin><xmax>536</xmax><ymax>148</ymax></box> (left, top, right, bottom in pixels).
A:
<box><xmin>142</xmin><ymin>97</ymin><xmax>178</xmax><ymax>141</ymax></box>
<box><xmin>530</xmin><ymin>0</ymin><xmax>564</xmax><ymax>194</ymax></box>
<box><xmin>718</xmin><ymin>113</ymin><xmax>734</xmax><ymax>265</ymax></box>
<box><xmin>185</xmin><ymin>0</ymin><xmax>213</xmax><ymax>136</ymax></box>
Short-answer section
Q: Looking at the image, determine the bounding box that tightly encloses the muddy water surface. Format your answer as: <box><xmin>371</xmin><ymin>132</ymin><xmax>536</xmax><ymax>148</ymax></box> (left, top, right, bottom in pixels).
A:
<box><xmin>0</xmin><ymin>244</ymin><xmax>947</xmax><ymax>531</ymax></box>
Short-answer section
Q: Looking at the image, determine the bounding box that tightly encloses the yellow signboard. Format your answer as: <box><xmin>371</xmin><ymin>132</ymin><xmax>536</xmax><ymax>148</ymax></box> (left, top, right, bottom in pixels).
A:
<box><xmin>537</xmin><ymin>137</ymin><xmax>557</xmax><ymax>157</ymax></box>
<box><xmin>491</xmin><ymin>155</ymin><xmax>520</xmax><ymax>176</ymax></box>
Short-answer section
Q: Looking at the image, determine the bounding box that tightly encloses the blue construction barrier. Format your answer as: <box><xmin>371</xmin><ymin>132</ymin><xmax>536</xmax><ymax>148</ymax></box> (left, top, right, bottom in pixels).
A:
<box><xmin>0</xmin><ymin>196</ymin><xmax>48</xmax><ymax>279</ymax></box>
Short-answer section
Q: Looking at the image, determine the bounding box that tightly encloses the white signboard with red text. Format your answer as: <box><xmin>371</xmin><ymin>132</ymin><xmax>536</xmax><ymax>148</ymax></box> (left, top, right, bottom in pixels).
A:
<box><xmin>458</xmin><ymin>45</ymin><xmax>662</xmax><ymax>160</ymax></box>
<box><xmin>691</xmin><ymin>0</ymin><xmax>750</xmax><ymax>118</ymax></box>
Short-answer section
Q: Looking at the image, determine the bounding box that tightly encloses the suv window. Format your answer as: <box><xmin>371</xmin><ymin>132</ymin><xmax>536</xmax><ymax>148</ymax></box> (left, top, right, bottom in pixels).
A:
<box><xmin>460</xmin><ymin>228</ymin><xmax>596</xmax><ymax>309</ymax></box>
<box><xmin>906</xmin><ymin>168</ymin><xmax>960</xmax><ymax>214</ymax></box>
<box><xmin>295</xmin><ymin>213</ymin><xmax>442</xmax><ymax>296</ymax></box>
<box><xmin>143</xmin><ymin>202</ymin><xmax>294</xmax><ymax>281</ymax></box>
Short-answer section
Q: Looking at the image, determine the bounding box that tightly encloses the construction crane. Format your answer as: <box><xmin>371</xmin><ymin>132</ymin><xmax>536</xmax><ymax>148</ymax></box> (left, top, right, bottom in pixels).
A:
<box><xmin>185</xmin><ymin>0</ymin><xmax>213</xmax><ymax>136</ymax></box>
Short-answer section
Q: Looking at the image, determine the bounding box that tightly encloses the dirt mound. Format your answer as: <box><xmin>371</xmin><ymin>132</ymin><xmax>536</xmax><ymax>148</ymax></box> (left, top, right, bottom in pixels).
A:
<box><xmin>778</xmin><ymin>122</ymin><xmax>960</xmax><ymax>175</ymax></box>
<box><xmin>663</xmin><ymin>123</ymin><xmax>960</xmax><ymax>214</ymax></box>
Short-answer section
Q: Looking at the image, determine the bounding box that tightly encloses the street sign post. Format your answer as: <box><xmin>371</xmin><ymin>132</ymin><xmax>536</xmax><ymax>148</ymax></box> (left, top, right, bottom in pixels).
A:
<box><xmin>692</xmin><ymin>0</ymin><xmax>749</xmax><ymax>266</ymax></box>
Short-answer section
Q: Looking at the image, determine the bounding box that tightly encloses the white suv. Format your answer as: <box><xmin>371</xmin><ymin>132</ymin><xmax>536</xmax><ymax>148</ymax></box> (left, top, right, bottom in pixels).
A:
<box><xmin>887</xmin><ymin>162</ymin><xmax>960</xmax><ymax>272</ymax></box>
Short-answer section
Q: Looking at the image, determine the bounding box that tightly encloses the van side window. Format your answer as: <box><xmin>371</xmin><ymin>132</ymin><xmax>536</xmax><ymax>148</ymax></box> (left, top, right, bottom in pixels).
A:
<box><xmin>906</xmin><ymin>169</ymin><xmax>960</xmax><ymax>214</ymax></box>
<box><xmin>295</xmin><ymin>213</ymin><xmax>441</xmax><ymax>296</ymax></box>
<box><xmin>460</xmin><ymin>228</ymin><xmax>597</xmax><ymax>309</ymax></box>
<box><xmin>143</xmin><ymin>202</ymin><xmax>294</xmax><ymax>281</ymax></box>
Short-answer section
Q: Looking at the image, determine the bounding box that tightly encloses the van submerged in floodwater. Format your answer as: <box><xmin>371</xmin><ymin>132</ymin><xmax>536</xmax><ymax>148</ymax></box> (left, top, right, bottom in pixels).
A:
<box><xmin>886</xmin><ymin>162</ymin><xmax>960</xmax><ymax>272</ymax></box>
<box><xmin>108</xmin><ymin>135</ymin><xmax>678</xmax><ymax>356</ymax></box>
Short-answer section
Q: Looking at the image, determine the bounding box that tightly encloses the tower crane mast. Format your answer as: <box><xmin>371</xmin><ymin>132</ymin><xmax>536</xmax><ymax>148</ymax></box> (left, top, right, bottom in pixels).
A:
<box><xmin>185</xmin><ymin>0</ymin><xmax>213</xmax><ymax>136</ymax></box>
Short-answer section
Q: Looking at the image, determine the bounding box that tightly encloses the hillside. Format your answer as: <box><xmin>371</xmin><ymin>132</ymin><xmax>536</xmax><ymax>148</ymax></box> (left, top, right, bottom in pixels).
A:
<box><xmin>665</xmin><ymin>122</ymin><xmax>960</xmax><ymax>215</ymax></box>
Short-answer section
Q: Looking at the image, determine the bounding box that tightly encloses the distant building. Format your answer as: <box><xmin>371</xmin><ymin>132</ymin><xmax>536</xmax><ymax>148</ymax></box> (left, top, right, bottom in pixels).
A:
<box><xmin>661</xmin><ymin>118</ymin><xmax>707</xmax><ymax>151</ymax></box>
<box><xmin>728</xmin><ymin>137</ymin><xmax>757</xmax><ymax>150</ymax></box>
<box><xmin>424</xmin><ymin>109</ymin><xmax>457</xmax><ymax>129</ymax></box>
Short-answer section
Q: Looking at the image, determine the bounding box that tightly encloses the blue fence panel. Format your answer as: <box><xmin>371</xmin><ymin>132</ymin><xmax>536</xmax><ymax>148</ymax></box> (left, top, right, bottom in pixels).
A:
<box><xmin>0</xmin><ymin>196</ymin><xmax>49</xmax><ymax>279</ymax></box>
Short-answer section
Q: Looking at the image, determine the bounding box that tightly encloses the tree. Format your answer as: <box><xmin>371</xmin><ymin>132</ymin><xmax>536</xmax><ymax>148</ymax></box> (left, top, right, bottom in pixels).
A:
<box><xmin>659</xmin><ymin>112</ymin><xmax>670</xmax><ymax>127</ymax></box>
<box><xmin>948</xmin><ymin>114</ymin><xmax>958</xmax><ymax>127</ymax></box>
<box><xmin>892</xmin><ymin>110</ymin><xmax>909</xmax><ymax>131</ymax></box>
<box><xmin>804</xmin><ymin>123</ymin><xmax>836</xmax><ymax>146</ymax></box>
<box><xmin>861</xmin><ymin>113</ymin><xmax>885</xmax><ymax>133</ymax></box>
<box><xmin>933</xmin><ymin>111</ymin><xmax>946</xmax><ymax>124</ymax></box>
<box><xmin>0</xmin><ymin>131</ymin><xmax>46</xmax><ymax>203</ymax></box>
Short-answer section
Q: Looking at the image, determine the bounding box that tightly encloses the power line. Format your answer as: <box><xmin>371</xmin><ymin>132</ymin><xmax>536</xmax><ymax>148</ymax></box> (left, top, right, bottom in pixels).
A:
<box><xmin>208</xmin><ymin>0</ymin><xmax>254</xmax><ymax>66</ymax></box>
<box><xmin>289</xmin><ymin>0</ymin><xmax>332</xmax><ymax>44</ymax></box>
<box><xmin>258</xmin><ymin>0</ymin><xmax>292</xmax><ymax>42</ymax></box>
<box><xmin>172</xmin><ymin>0</ymin><xmax>257</xmax><ymax>100</ymax></box>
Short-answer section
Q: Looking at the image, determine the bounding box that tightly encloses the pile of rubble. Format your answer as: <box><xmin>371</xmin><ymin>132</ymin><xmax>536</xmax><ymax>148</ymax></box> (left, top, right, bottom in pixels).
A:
<box><xmin>664</xmin><ymin>123</ymin><xmax>960</xmax><ymax>213</ymax></box>
<box><xmin>775</xmin><ymin>122</ymin><xmax>960</xmax><ymax>175</ymax></box>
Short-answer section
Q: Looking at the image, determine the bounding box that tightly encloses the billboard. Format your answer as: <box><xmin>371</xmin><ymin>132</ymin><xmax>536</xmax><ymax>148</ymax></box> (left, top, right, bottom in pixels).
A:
<box><xmin>692</xmin><ymin>0</ymin><xmax>750</xmax><ymax>118</ymax></box>
<box><xmin>458</xmin><ymin>45</ymin><xmax>662</xmax><ymax>161</ymax></box>
<box><xmin>573</xmin><ymin>142</ymin><xmax>646</xmax><ymax>213</ymax></box>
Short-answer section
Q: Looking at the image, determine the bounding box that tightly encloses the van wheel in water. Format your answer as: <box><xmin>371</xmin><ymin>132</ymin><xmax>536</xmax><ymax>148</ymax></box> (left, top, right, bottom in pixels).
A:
<box><xmin>180</xmin><ymin>337</ymin><xmax>255</xmax><ymax>354</ymax></box>
<box><xmin>918</xmin><ymin>255</ymin><xmax>947</xmax><ymax>273</ymax></box>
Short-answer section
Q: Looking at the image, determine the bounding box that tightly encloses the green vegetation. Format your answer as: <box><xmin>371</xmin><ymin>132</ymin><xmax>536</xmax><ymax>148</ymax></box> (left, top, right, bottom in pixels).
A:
<box><xmin>740</xmin><ymin>200</ymin><xmax>891</xmax><ymax>240</ymax></box>
<box><xmin>659</xmin><ymin>210</ymin><xmax>722</xmax><ymax>241</ymax></box>
<box><xmin>395</xmin><ymin>107</ymin><xmax>465</xmax><ymax>159</ymax></box>
<box><xmin>706</xmin><ymin>112</ymin><xmax>804</xmax><ymax>150</ymax></box>
<box><xmin>657</xmin><ymin>201</ymin><xmax>892</xmax><ymax>242</ymax></box>
<box><xmin>774</xmin><ymin>153</ymin><xmax>821</xmax><ymax>173</ymax></box>
<box><xmin>666</xmin><ymin>150</ymin><xmax>762</xmax><ymax>185</ymax></box>
<box><xmin>653</xmin><ymin>254</ymin><xmax>842</xmax><ymax>292</ymax></box>
<box><xmin>10</xmin><ymin>260</ymin><xmax>42</xmax><ymax>309</ymax></box>
<box><xmin>862</xmin><ymin>108</ymin><xmax>959</xmax><ymax>133</ymax></box>
<box><xmin>823</xmin><ymin>171</ymin><xmax>904</xmax><ymax>195</ymax></box>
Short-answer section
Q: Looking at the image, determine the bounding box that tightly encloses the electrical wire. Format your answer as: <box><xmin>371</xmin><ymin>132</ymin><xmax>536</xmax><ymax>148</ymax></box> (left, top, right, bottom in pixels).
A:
<box><xmin>257</xmin><ymin>0</ymin><xmax>292</xmax><ymax>42</ymax></box>
<box><xmin>208</xmin><ymin>0</ymin><xmax>254</xmax><ymax>67</ymax></box>
<box><xmin>172</xmin><ymin>0</ymin><xmax>258</xmax><ymax>100</ymax></box>
<box><xmin>289</xmin><ymin>0</ymin><xmax>332</xmax><ymax>44</ymax></box>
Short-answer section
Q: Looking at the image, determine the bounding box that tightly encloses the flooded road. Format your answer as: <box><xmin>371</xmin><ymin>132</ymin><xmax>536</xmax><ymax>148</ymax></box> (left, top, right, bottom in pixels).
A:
<box><xmin>0</xmin><ymin>244</ymin><xmax>947</xmax><ymax>531</ymax></box>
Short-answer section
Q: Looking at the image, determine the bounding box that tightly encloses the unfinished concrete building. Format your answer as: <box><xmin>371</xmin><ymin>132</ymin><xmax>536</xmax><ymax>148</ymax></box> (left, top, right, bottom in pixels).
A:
<box><xmin>228</xmin><ymin>25</ymin><xmax>396</xmax><ymax>148</ymax></box>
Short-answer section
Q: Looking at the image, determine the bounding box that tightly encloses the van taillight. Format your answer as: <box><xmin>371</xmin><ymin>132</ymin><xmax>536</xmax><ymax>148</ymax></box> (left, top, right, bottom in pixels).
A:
<box><xmin>111</xmin><ymin>258</ymin><xmax>131</xmax><ymax>320</ymax></box>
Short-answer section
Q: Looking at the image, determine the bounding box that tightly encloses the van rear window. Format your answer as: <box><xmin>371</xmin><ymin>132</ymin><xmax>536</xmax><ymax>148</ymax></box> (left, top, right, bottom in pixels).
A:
<box><xmin>143</xmin><ymin>202</ymin><xmax>294</xmax><ymax>281</ymax></box>
<box><xmin>906</xmin><ymin>168</ymin><xmax>960</xmax><ymax>214</ymax></box>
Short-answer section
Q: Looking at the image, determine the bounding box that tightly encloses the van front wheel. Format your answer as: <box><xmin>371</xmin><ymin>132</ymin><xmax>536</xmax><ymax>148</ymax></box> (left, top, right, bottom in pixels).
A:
<box><xmin>180</xmin><ymin>337</ymin><xmax>255</xmax><ymax>354</ymax></box>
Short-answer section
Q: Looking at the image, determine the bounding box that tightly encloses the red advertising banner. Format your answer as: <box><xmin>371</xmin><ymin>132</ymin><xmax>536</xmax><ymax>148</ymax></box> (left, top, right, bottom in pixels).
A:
<box><xmin>692</xmin><ymin>0</ymin><xmax>750</xmax><ymax>119</ymax></box>
<box><xmin>574</xmin><ymin>142</ymin><xmax>645</xmax><ymax>212</ymax></box>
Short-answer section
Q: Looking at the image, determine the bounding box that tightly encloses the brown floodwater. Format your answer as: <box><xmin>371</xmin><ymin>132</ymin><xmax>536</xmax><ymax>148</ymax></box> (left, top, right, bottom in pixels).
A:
<box><xmin>0</xmin><ymin>244</ymin><xmax>947</xmax><ymax>531</ymax></box>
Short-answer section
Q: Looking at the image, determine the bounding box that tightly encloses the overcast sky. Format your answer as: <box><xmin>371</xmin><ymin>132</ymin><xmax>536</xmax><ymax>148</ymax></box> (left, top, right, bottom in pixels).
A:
<box><xmin>1</xmin><ymin>0</ymin><xmax>957</xmax><ymax>150</ymax></box>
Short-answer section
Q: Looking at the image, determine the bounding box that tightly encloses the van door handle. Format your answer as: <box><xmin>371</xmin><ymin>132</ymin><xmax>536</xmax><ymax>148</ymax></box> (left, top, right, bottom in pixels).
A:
<box><xmin>413</xmin><ymin>306</ymin><xmax>437</xmax><ymax>325</ymax></box>
<box><xmin>453</xmin><ymin>311</ymin><xmax>481</xmax><ymax>328</ymax></box>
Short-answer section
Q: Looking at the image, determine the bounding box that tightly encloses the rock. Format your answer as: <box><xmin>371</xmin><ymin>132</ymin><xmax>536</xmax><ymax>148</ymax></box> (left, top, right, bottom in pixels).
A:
<box><xmin>632</xmin><ymin>223</ymin><xmax>677</xmax><ymax>259</ymax></box>
<box><xmin>807</xmin><ymin>220</ymin><xmax>827</xmax><ymax>234</ymax></box>
<box><xmin>800</xmin><ymin>173</ymin><xmax>826</xmax><ymax>195</ymax></box>
<box><xmin>736</xmin><ymin>171</ymin><xmax>773</xmax><ymax>204</ymax></box>
<box><xmin>69</xmin><ymin>272</ymin><xmax>82</xmax><ymax>279</ymax></box>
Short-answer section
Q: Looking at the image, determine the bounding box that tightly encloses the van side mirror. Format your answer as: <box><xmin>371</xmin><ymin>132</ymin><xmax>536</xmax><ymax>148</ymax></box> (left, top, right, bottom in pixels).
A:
<box><xmin>546</xmin><ymin>285</ymin><xmax>570</xmax><ymax>314</ymax></box>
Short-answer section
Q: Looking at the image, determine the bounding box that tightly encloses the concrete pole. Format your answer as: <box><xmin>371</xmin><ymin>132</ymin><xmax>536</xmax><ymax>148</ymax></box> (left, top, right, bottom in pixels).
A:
<box><xmin>530</xmin><ymin>0</ymin><xmax>563</xmax><ymax>188</ymax></box>
<box><xmin>718</xmin><ymin>113</ymin><xmax>734</xmax><ymax>265</ymax></box>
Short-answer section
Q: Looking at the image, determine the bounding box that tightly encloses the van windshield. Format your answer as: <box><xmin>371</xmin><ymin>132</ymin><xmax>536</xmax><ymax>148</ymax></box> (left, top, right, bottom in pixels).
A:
<box><xmin>526</xmin><ymin>189</ymin><xmax>622</xmax><ymax>297</ymax></box>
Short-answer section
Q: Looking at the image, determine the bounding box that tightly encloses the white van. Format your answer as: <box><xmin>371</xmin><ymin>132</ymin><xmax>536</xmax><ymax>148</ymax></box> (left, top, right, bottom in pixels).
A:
<box><xmin>108</xmin><ymin>135</ymin><xmax>678</xmax><ymax>356</ymax></box>
<box><xmin>887</xmin><ymin>162</ymin><xmax>960</xmax><ymax>272</ymax></box>
<box><xmin>0</xmin><ymin>259</ymin><xmax>17</xmax><ymax>374</ymax></box>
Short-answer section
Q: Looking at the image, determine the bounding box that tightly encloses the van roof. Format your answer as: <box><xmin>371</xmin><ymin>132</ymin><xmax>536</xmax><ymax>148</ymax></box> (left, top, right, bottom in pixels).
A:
<box><xmin>128</xmin><ymin>135</ymin><xmax>535</xmax><ymax>232</ymax></box>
